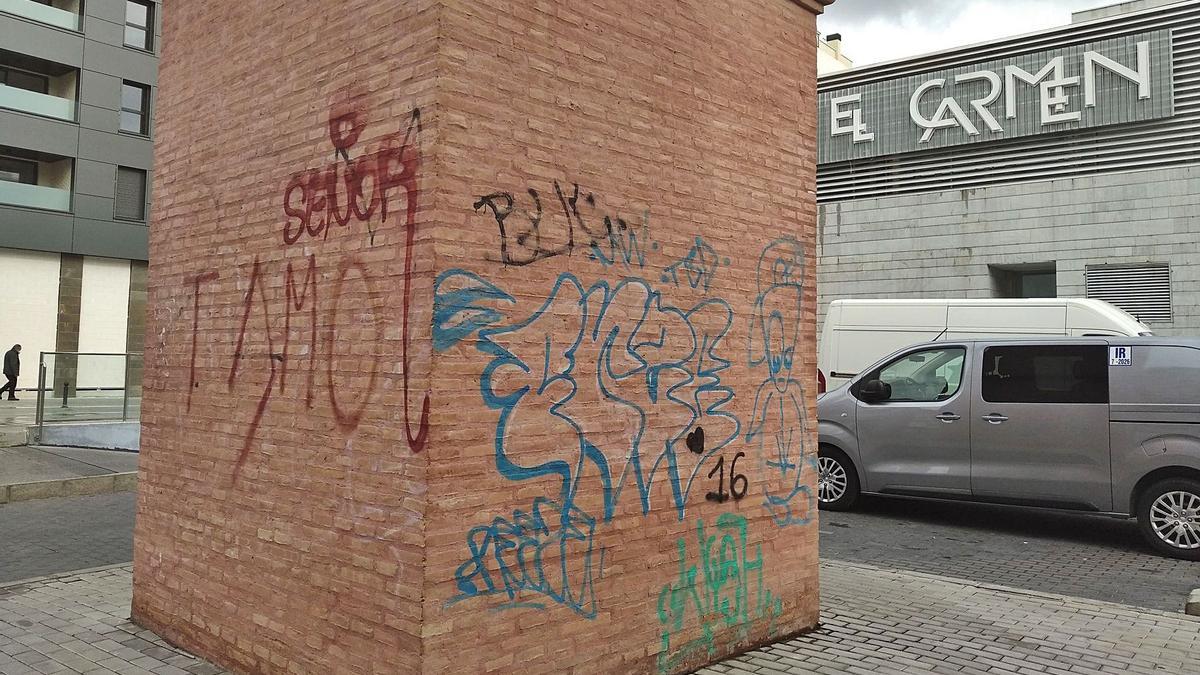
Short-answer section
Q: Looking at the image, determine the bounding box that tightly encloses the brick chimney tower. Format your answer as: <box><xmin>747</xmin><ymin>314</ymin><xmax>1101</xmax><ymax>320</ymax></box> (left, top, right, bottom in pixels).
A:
<box><xmin>133</xmin><ymin>1</ymin><xmax>834</xmax><ymax>672</ymax></box>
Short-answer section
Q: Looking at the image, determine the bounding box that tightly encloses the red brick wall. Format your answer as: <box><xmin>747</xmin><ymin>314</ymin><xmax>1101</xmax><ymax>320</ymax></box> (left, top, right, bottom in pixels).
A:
<box><xmin>133</xmin><ymin>0</ymin><xmax>440</xmax><ymax>672</ymax></box>
<box><xmin>424</xmin><ymin>1</ymin><xmax>822</xmax><ymax>672</ymax></box>
<box><xmin>135</xmin><ymin>0</ymin><xmax>825</xmax><ymax>673</ymax></box>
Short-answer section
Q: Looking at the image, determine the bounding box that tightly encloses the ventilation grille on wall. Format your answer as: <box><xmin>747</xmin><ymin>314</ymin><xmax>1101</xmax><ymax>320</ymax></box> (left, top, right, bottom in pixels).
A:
<box><xmin>1085</xmin><ymin>264</ymin><xmax>1173</xmax><ymax>323</ymax></box>
<box><xmin>816</xmin><ymin>3</ymin><xmax>1200</xmax><ymax>203</ymax></box>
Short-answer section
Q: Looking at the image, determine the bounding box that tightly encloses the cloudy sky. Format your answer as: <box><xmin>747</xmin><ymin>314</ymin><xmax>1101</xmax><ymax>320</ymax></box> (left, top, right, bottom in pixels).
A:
<box><xmin>819</xmin><ymin>0</ymin><xmax>1123</xmax><ymax>66</ymax></box>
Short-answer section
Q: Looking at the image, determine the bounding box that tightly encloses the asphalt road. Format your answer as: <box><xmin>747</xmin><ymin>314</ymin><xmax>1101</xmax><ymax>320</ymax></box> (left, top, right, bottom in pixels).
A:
<box><xmin>2</xmin><ymin>490</ymin><xmax>1197</xmax><ymax>615</ymax></box>
<box><xmin>0</xmin><ymin>492</ymin><xmax>135</xmax><ymax>584</ymax></box>
<box><xmin>819</xmin><ymin>494</ymin><xmax>1200</xmax><ymax>613</ymax></box>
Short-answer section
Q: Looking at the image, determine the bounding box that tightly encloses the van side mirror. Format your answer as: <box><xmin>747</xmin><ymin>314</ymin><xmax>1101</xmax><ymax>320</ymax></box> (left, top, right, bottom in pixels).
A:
<box><xmin>859</xmin><ymin>379</ymin><xmax>892</xmax><ymax>403</ymax></box>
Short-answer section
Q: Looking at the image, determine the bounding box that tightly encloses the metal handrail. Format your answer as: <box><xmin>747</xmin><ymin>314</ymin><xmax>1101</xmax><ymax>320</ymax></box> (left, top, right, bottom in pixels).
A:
<box><xmin>35</xmin><ymin>351</ymin><xmax>144</xmax><ymax>441</ymax></box>
<box><xmin>37</xmin><ymin>351</ymin><xmax>144</xmax><ymax>358</ymax></box>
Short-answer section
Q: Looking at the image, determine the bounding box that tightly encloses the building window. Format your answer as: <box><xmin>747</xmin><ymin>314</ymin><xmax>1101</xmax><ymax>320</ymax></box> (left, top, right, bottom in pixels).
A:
<box><xmin>990</xmin><ymin>263</ymin><xmax>1057</xmax><ymax>299</ymax></box>
<box><xmin>120</xmin><ymin>82</ymin><xmax>150</xmax><ymax>135</ymax></box>
<box><xmin>982</xmin><ymin>345</ymin><xmax>1109</xmax><ymax>405</ymax></box>
<box><xmin>115</xmin><ymin>167</ymin><xmax>146</xmax><ymax>221</ymax></box>
<box><xmin>1086</xmin><ymin>264</ymin><xmax>1173</xmax><ymax>324</ymax></box>
<box><xmin>0</xmin><ymin>156</ymin><xmax>38</xmax><ymax>185</ymax></box>
<box><xmin>0</xmin><ymin>66</ymin><xmax>49</xmax><ymax>95</ymax></box>
<box><xmin>124</xmin><ymin>0</ymin><xmax>153</xmax><ymax>51</ymax></box>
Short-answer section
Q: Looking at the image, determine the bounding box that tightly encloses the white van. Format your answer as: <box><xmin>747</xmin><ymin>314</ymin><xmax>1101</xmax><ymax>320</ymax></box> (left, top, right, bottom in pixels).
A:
<box><xmin>818</xmin><ymin>299</ymin><xmax>1152</xmax><ymax>392</ymax></box>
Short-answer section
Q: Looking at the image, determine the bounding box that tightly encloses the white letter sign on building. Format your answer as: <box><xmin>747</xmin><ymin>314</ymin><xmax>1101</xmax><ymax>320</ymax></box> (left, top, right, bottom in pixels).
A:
<box><xmin>818</xmin><ymin>31</ymin><xmax>1174</xmax><ymax>164</ymax></box>
<box><xmin>830</xmin><ymin>93</ymin><xmax>875</xmax><ymax>143</ymax></box>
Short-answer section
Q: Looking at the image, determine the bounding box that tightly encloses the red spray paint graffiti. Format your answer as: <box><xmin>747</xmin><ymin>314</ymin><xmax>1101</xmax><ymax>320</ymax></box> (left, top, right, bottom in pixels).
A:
<box><xmin>187</xmin><ymin>271</ymin><xmax>219</xmax><ymax>413</ymax></box>
<box><xmin>228</xmin><ymin>257</ymin><xmax>275</xmax><ymax>476</ymax></box>
<box><xmin>182</xmin><ymin>106</ymin><xmax>429</xmax><ymax>483</ymax></box>
<box><xmin>281</xmin><ymin>107</ymin><xmax>429</xmax><ymax>453</ymax></box>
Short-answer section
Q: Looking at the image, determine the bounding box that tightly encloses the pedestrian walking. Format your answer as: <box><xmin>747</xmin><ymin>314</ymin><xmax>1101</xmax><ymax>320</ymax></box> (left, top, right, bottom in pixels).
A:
<box><xmin>1</xmin><ymin>344</ymin><xmax>20</xmax><ymax>401</ymax></box>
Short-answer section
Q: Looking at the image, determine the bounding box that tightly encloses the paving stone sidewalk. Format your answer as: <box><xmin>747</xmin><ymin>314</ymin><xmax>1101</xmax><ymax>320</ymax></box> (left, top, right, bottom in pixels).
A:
<box><xmin>2</xmin><ymin>562</ymin><xmax>1198</xmax><ymax>675</ymax></box>
<box><xmin>0</xmin><ymin>566</ymin><xmax>221</xmax><ymax>675</ymax></box>
<box><xmin>709</xmin><ymin>562</ymin><xmax>1200</xmax><ymax>675</ymax></box>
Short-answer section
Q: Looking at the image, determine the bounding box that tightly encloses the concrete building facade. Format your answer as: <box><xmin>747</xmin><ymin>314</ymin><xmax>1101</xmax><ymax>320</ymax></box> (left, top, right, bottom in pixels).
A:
<box><xmin>818</xmin><ymin>33</ymin><xmax>853</xmax><ymax>75</ymax></box>
<box><xmin>0</xmin><ymin>0</ymin><xmax>158</xmax><ymax>392</ymax></box>
<box><xmin>133</xmin><ymin>0</ymin><xmax>830</xmax><ymax>673</ymax></box>
<box><xmin>816</xmin><ymin>0</ymin><xmax>1200</xmax><ymax>336</ymax></box>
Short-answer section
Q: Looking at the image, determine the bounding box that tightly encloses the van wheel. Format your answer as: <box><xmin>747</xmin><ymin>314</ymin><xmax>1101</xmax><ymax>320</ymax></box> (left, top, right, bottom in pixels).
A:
<box><xmin>1137</xmin><ymin>478</ymin><xmax>1200</xmax><ymax>561</ymax></box>
<box><xmin>817</xmin><ymin>447</ymin><xmax>860</xmax><ymax>511</ymax></box>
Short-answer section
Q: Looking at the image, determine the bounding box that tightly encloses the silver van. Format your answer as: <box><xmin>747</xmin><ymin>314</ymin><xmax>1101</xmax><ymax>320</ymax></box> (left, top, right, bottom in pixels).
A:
<box><xmin>817</xmin><ymin>337</ymin><xmax>1200</xmax><ymax>559</ymax></box>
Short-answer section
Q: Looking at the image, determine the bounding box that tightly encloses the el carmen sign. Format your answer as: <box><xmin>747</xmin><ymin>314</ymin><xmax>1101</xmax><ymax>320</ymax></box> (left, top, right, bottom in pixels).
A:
<box><xmin>818</xmin><ymin>31</ymin><xmax>1175</xmax><ymax>164</ymax></box>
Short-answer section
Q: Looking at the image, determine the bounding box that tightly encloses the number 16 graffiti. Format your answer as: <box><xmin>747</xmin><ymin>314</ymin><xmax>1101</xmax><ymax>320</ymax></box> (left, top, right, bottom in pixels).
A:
<box><xmin>705</xmin><ymin>451</ymin><xmax>747</xmax><ymax>504</ymax></box>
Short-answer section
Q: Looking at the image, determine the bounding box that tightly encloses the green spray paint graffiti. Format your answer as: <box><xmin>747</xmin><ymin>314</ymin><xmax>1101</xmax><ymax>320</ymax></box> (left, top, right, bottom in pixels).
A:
<box><xmin>656</xmin><ymin>513</ymin><xmax>783</xmax><ymax>673</ymax></box>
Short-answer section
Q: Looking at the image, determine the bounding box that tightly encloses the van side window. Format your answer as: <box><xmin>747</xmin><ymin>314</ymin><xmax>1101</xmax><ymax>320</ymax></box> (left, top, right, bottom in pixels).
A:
<box><xmin>982</xmin><ymin>346</ymin><xmax>1109</xmax><ymax>404</ymax></box>
<box><xmin>869</xmin><ymin>348</ymin><xmax>966</xmax><ymax>403</ymax></box>
<box><xmin>1109</xmin><ymin>346</ymin><xmax>1200</xmax><ymax>405</ymax></box>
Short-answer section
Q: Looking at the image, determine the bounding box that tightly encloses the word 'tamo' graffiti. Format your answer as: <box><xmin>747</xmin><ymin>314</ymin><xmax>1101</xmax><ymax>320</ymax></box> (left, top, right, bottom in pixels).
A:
<box><xmin>656</xmin><ymin>513</ymin><xmax>783</xmax><ymax>673</ymax></box>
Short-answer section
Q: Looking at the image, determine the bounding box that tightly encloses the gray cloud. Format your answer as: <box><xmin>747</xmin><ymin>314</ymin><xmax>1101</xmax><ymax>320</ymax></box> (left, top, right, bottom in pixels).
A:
<box><xmin>821</xmin><ymin>0</ymin><xmax>966</xmax><ymax>30</ymax></box>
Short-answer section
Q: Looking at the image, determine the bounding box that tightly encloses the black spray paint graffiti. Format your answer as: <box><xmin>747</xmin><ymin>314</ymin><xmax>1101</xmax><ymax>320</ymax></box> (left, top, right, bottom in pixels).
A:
<box><xmin>686</xmin><ymin>426</ymin><xmax>748</xmax><ymax>505</ymax></box>
<box><xmin>474</xmin><ymin>181</ymin><xmax>653</xmax><ymax>270</ymax></box>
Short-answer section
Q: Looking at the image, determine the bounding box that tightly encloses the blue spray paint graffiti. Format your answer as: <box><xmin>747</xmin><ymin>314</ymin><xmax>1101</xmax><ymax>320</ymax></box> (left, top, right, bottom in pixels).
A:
<box><xmin>438</xmin><ymin>233</ymin><xmax>812</xmax><ymax>620</ymax></box>
<box><xmin>656</xmin><ymin>513</ymin><xmax>783</xmax><ymax>673</ymax></box>
<box><xmin>434</xmin><ymin>269</ymin><xmax>741</xmax><ymax>524</ymax></box>
<box><xmin>449</xmin><ymin>497</ymin><xmax>602</xmax><ymax>618</ymax></box>
<box><xmin>747</xmin><ymin>238</ymin><xmax>814</xmax><ymax>528</ymax></box>
<box><xmin>430</xmin><ymin>270</ymin><xmax>514</xmax><ymax>352</ymax></box>
<box><xmin>589</xmin><ymin>210</ymin><xmax>651</xmax><ymax>271</ymax></box>
<box><xmin>661</xmin><ymin>237</ymin><xmax>730</xmax><ymax>293</ymax></box>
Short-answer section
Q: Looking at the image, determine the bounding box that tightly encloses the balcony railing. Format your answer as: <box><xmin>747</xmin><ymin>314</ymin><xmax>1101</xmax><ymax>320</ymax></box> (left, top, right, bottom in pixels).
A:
<box><xmin>0</xmin><ymin>180</ymin><xmax>70</xmax><ymax>211</ymax></box>
<box><xmin>0</xmin><ymin>83</ymin><xmax>76</xmax><ymax>121</ymax></box>
<box><xmin>0</xmin><ymin>0</ymin><xmax>80</xmax><ymax>31</ymax></box>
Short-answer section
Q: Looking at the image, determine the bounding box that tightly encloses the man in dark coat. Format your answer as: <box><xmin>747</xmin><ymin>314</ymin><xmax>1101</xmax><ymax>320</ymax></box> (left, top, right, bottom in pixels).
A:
<box><xmin>1</xmin><ymin>344</ymin><xmax>20</xmax><ymax>401</ymax></box>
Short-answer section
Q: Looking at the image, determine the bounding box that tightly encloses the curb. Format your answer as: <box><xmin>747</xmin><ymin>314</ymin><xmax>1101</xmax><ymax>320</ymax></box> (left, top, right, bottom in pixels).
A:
<box><xmin>0</xmin><ymin>562</ymin><xmax>133</xmax><ymax>592</ymax></box>
<box><xmin>823</xmin><ymin>559</ymin><xmax>1200</xmax><ymax>622</ymax></box>
<box><xmin>0</xmin><ymin>472</ymin><xmax>137</xmax><ymax>505</ymax></box>
<box><xmin>0</xmin><ymin>424</ymin><xmax>29</xmax><ymax>448</ymax></box>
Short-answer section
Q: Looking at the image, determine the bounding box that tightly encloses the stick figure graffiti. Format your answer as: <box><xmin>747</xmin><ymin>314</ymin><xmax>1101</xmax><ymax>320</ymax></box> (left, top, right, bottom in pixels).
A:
<box><xmin>746</xmin><ymin>237</ymin><xmax>815</xmax><ymax>528</ymax></box>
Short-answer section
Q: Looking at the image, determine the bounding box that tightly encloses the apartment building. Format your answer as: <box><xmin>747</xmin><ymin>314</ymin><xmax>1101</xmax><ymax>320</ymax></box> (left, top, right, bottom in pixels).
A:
<box><xmin>0</xmin><ymin>0</ymin><xmax>158</xmax><ymax>392</ymax></box>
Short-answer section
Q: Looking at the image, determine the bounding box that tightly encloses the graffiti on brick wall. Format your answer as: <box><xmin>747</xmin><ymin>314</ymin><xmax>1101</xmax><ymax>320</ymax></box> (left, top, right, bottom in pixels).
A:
<box><xmin>185</xmin><ymin>105</ymin><xmax>429</xmax><ymax>482</ymax></box>
<box><xmin>704</xmin><ymin>451</ymin><xmax>748</xmax><ymax>504</ymax></box>
<box><xmin>661</xmin><ymin>237</ymin><xmax>729</xmax><ymax>294</ymax></box>
<box><xmin>439</xmin><ymin>179</ymin><xmax>812</xmax><ymax>621</ymax></box>
<box><xmin>282</xmin><ymin>104</ymin><xmax>430</xmax><ymax>453</ymax></box>
<box><xmin>475</xmin><ymin>182</ymin><xmax>653</xmax><ymax>271</ymax></box>
<box><xmin>448</xmin><ymin>497</ymin><xmax>603</xmax><ymax>617</ymax></box>
<box><xmin>282</xmin><ymin>106</ymin><xmax>420</xmax><ymax>248</ymax></box>
<box><xmin>656</xmin><ymin>513</ymin><xmax>783</xmax><ymax>673</ymax></box>
<box><xmin>435</xmin><ymin>263</ymin><xmax>742</xmax><ymax>616</ymax></box>
<box><xmin>747</xmin><ymin>238</ymin><xmax>815</xmax><ymax>528</ymax></box>
<box><xmin>433</xmin><ymin>269</ymin><xmax>740</xmax><ymax>524</ymax></box>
